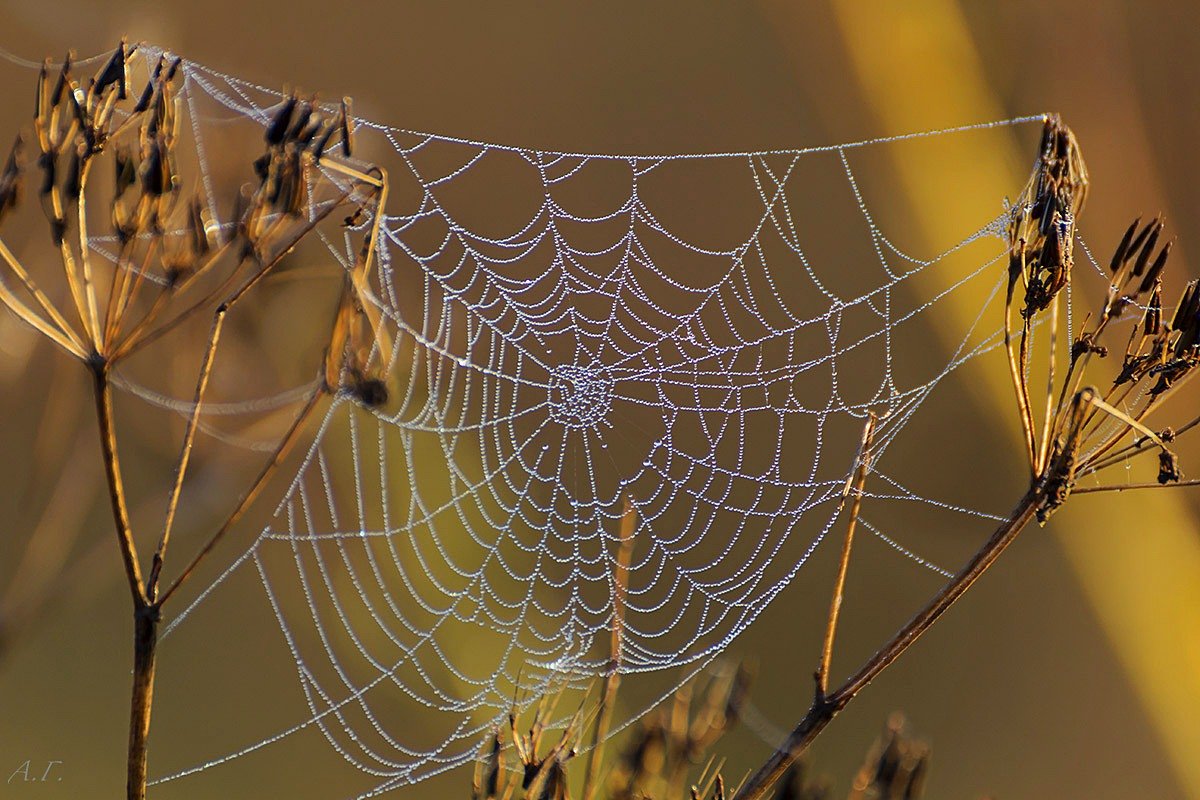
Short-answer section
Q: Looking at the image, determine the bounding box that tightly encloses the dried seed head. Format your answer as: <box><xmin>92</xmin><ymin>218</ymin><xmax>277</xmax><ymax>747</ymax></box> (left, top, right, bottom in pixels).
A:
<box><xmin>1011</xmin><ymin>116</ymin><xmax>1087</xmax><ymax>318</ymax></box>
<box><xmin>1109</xmin><ymin>217</ymin><xmax>1140</xmax><ymax>274</ymax></box>
<box><xmin>1159</xmin><ymin>449</ymin><xmax>1181</xmax><ymax>484</ymax></box>
<box><xmin>350</xmin><ymin>373</ymin><xmax>389</xmax><ymax>408</ymax></box>
<box><xmin>0</xmin><ymin>134</ymin><xmax>22</xmax><ymax>223</ymax></box>
<box><xmin>1131</xmin><ymin>219</ymin><xmax>1164</xmax><ymax>277</ymax></box>
<box><xmin>50</xmin><ymin>53</ymin><xmax>72</xmax><ymax>107</ymax></box>
<box><xmin>93</xmin><ymin>40</ymin><xmax>129</xmax><ymax>99</ymax></box>
<box><xmin>340</xmin><ymin>96</ymin><xmax>354</xmax><ymax>157</ymax></box>
<box><xmin>63</xmin><ymin>145</ymin><xmax>82</xmax><ymax>203</ymax></box>
<box><xmin>133</xmin><ymin>56</ymin><xmax>164</xmax><ymax>114</ymax></box>
<box><xmin>266</xmin><ymin>94</ymin><xmax>298</xmax><ymax>146</ymax></box>
<box><xmin>1139</xmin><ymin>239</ymin><xmax>1173</xmax><ymax>295</ymax></box>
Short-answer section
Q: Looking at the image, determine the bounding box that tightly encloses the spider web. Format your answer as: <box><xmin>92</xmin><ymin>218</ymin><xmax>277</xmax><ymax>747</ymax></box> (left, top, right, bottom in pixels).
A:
<box><xmin>1</xmin><ymin>45</ymin><xmax>1048</xmax><ymax>797</ymax></box>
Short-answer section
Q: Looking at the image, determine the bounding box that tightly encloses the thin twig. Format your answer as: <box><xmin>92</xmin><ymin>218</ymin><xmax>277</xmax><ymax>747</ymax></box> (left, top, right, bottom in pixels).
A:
<box><xmin>581</xmin><ymin>496</ymin><xmax>635</xmax><ymax>800</ymax></box>
<box><xmin>815</xmin><ymin>413</ymin><xmax>876</xmax><ymax>700</ymax></box>
<box><xmin>1072</xmin><ymin>479</ymin><xmax>1200</xmax><ymax>494</ymax></box>
<box><xmin>90</xmin><ymin>362</ymin><xmax>146</xmax><ymax>606</ymax></box>
<box><xmin>734</xmin><ymin>486</ymin><xmax>1041</xmax><ymax>800</ymax></box>
<box><xmin>148</xmin><ymin>309</ymin><xmax>226</xmax><ymax>598</ymax></box>
<box><xmin>157</xmin><ymin>380</ymin><xmax>326</xmax><ymax>607</ymax></box>
<box><xmin>1036</xmin><ymin>293</ymin><xmax>1060</xmax><ymax>474</ymax></box>
<box><xmin>1004</xmin><ymin>267</ymin><xmax>1037</xmax><ymax>475</ymax></box>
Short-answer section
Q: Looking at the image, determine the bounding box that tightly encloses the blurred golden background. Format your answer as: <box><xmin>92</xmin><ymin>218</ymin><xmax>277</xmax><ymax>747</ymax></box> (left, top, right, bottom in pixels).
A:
<box><xmin>1</xmin><ymin>2</ymin><xmax>1199</xmax><ymax>798</ymax></box>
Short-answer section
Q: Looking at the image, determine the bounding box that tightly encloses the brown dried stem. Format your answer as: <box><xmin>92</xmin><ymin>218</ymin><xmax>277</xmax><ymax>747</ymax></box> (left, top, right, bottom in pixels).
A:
<box><xmin>0</xmin><ymin>44</ymin><xmax>387</xmax><ymax>800</ymax></box>
<box><xmin>581</xmin><ymin>496</ymin><xmax>636</xmax><ymax>800</ymax></box>
<box><xmin>733</xmin><ymin>486</ymin><xmax>1041</xmax><ymax>800</ymax></box>
<box><xmin>815</xmin><ymin>413</ymin><xmax>876</xmax><ymax>701</ymax></box>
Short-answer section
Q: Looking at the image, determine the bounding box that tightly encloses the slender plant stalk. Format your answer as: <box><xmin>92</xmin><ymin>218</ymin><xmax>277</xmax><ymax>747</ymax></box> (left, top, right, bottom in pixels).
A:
<box><xmin>580</xmin><ymin>498</ymin><xmax>634</xmax><ymax>800</ymax></box>
<box><xmin>157</xmin><ymin>381</ymin><xmax>326</xmax><ymax>607</ymax></box>
<box><xmin>91</xmin><ymin>361</ymin><xmax>157</xmax><ymax>800</ymax></box>
<box><xmin>91</xmin><ymin>362</ymin><xmax>145</xmax><ymax>606</ymax></box>
<box><xmin>127</xmin><ymin>603</ymin><xmax>159</xmax><ymax>800</ymax></box>
<box><xmin>815</xmin><ymin>414</ymin><xmax>876</xmax><ymax>700</ymax></box>
<box><xmin>733</xmin><ymin>486</ymin><xmax>1041</xmax><ymax>800</ymax></box>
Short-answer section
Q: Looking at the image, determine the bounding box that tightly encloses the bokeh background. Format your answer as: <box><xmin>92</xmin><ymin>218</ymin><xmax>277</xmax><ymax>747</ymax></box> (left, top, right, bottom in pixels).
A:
<box><xmin>1</xmin><ymin>2</ymin><xmax>1199</xmax><ymax>798</ymax></box>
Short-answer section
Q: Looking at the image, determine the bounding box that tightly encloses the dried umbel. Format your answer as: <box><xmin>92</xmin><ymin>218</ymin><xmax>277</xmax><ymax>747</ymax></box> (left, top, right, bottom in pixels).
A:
<box><xmin>994</xmin><ymin>111</ymin><xmax>1200</xmax><ymax>522</ymax></box>
<box><xmin>0</xmin><ymin>41</ymin><xmax>390</xmax><ymax>395</ymax></box>
<box><xmin>1008</xmin><ymin>114</ymin><xmax>1089</xmax><ymax>320</ymax></box>
<box><xmin>0</xmin><ymin>41</ymin><xmax>392</xmax><ymax>800</ymax></box>
<box><xmin>1019</xmin><ymin>206</ymin><xmax>1200</xmax><ymax>522</ymax></box>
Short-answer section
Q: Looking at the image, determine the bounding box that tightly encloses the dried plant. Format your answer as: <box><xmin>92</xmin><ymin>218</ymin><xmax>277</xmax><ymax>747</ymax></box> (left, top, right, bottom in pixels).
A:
<box><xmin>467</xmin><ymin>666</ymin><xmax>948</xmax><ymax>800</ymax></box>
<box><xmin>0</xmin><ymin>41</ymin><xmax>1197</xmax><ymax>800</ymax></box>
<box><xmin>471</xmin><ymin>660</ymin><xmax>752</xmax><ymax>800</ymax></box>
<box><xmin>729</xmin><ymin>114</ymin><xmax>1200</xmax><ymax>800</ymax></box>
<box><xmin>0</xmin><ymin>42</ymin><xmax>389</xmax><ymax>799</ymax></box>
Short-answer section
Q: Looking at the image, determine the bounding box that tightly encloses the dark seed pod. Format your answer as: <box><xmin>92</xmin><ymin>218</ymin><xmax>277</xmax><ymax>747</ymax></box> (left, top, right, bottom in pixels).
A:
<box><xmin>313</xmin><ymin>119</ymin><xmax>337</xmax><ymax>163</ymax></box>
<box><xmin>265</xmin><ymin>95</ymin><xmax>298</xmax><ymax>146</ymax></box>
<box><xmin>0</xmin><ymin>135</ymin><xmax>22</xmax><ymax>222</ymax></box>
<box><xmin>50</xmin><ymin>53</ymin><xmax>72</xmax><ymax>106</ymax></box>
<box><xmin>1158</xmin><ymin>449</ymin><xmax>1181</xmax><ymax>484</ymax></box>
<box><xmin>1139</xmin><ymin>240</ymin><xmax>1173</xmax><ymax>295</ymax></box>
<box><xmin>353</xmin><ymin>376</ymin><xmax>389</xmax><ymax>408</ymax></box>
<box><xmin>252</xmin><ymin>152</ymin><xmax>271</xmax><ymax>183</ymax></box>
<box><xmin>339</xmin><ymin>96</ymin><xmax>353</xmax><ymax>157</ymax></box>
<box><xmin>93</xmin><ymin>41</ymin><xmax>128</xmax><ymax>99</ymax></box>
<box><xmin>1109</xmin><ymin>217</ymin><xmax>1140</xmax><ymax>274</ymax></box>
<box><xmin>286</xmin><ymin>100</ymin><xmax>314</xmax><ymax>144</ymax></box>
<box><xmin>1171</xmin><ymin>281</ymin><xmax>1198</xmax><ymax>332</ymax></box>
<box><xmin>140</xmin><ymin>138</ymin><xmax>172</xmax><ymax>196</ymax></box>
<box><xmin>1124</xmin><ymin>218</ymin><xmax>1157</xmax><ymax>271</ymax></box>
<box><xmin>37</xmin><ymin>150</ymin><xmax>56</xmax><ymax>196</ymax></box>
<box><xmin>133</xmin><ymin>56</ymin><xmax>164</xmax><ymax>114</ymax></box>
<box><xmin>113</xmin><ymin>146</ymin><xmax>136</xmax><ymax>197</ymax></box>
<box><xmin>1131</xmin><ymin>220</ymin><xmax>1163</xmax><ymax>277</ymax></box>
<box><xmin>63</xmin><ymin>146</ymin><xmax>82</xmax><ymax>203</ymax></box>
<box><xmin>1144</xmin><ymin>285</ymin><xmax>1163</xmax><ymax>336</ymax></box>
<box><xmin>49</xmin><ymin>214</ymin><xmax>66</xmax><ymax>247</ymax></box>
<box><xmin>188</xmin><ymin>195</ymin><xmax>211</xmax><ymax>257</ymax></box>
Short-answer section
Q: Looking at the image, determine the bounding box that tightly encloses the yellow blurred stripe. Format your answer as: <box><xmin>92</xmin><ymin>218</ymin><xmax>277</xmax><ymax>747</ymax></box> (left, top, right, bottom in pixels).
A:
<box><xmin>784</xmin><ymin>0</ymin><xmax>1200</xmax><ymax>792</ymax></box>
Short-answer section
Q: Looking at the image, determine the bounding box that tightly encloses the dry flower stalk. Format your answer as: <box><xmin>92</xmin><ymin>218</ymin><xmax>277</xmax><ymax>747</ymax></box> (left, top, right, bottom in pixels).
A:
<box><xmin>0</xmin><ymin>42</ymin><xmax>390</xmax><ymax>799</ymax></box>
<box><xmin>730</xmin><ymin>114</ymin><xmax>1200</xmax><ymax>799</ymax></box>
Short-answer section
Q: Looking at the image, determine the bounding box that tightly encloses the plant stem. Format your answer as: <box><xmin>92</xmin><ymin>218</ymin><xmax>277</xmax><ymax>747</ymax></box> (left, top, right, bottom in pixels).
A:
<box><xmin>733</xmin><ymin>485</ymin><xmax>1041</xmax><ymax>800</ymax></box>
<box><xmin>815</xmin><ymin>414</ymin><xmax>876</xmax><ymax>700</ymax></box>
<box><xmin>91</xmin><ymin>360</ymin><xmax>158</xmax><ymax>800</ymax></box>
<box><xmin>91</xmin><ymin>360</ymin><xmax>145</xmax><ymax>607</ymax></box>
<box><xmin>127</xmin><ymin>603</ymin><xmax>159</xmax><ymax>800</ymax></box>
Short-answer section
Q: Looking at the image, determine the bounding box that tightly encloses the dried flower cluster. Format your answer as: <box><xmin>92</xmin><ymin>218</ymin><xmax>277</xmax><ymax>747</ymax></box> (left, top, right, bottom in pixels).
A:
<box><xmin>0</xmin><ymin>41</ymin><xmax>386</xmax><ymax>385</ymax></box>
<box><xmin>472</xmin><ymin>664</ymin><xmax>752</xmax><ymax>800</ymax></box>
<box><xmin>468</xmin><ymin>668</ymin><xmax>945</xmax><ymax>800</ymax></box>
<box><xmin>0</xmin><ymin>41</ymin><xmax>391</xmax><ymax>800</ymax></box>
<box><xmin>1002</xmin><ymin>115</ymin><xmax>1200</xmax><ymax>521</ymax></box>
